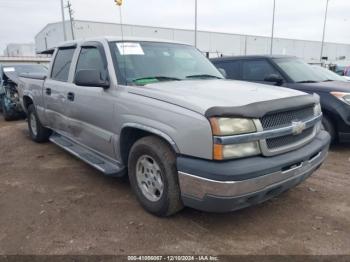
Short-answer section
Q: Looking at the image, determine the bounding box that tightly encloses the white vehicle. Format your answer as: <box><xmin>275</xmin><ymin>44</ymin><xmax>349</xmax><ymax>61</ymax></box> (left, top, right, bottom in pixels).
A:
<box><xmin>311</xmin><ymin>65</ymin><xmax>349</xmax><ymax>82</ymax></box>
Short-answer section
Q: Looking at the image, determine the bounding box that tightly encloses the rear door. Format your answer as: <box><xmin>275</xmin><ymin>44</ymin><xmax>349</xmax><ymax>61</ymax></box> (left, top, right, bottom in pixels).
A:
<box><xmin>44</xmin><ymin>46</ymin><xmax>76</xmax><ymax>135</ymax></box>
<box><xmin>241</xmin><ymin>59</ymin><xmax>284</xmax><ymax>85</ymax></box>
<box><xmin>64</xmin><ymin>42</ymin><xmax>116</xmax><ymax>158</ymax></box>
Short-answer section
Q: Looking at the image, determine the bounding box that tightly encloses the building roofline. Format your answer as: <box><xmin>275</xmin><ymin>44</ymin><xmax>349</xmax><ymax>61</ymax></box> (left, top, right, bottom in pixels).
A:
<box><xmin>37</xmin><ymin>19</ymin><xmax>350</xmax><ymax>46</ymax></box>
<box><xmin>35</xmin><ymin>21</ymin><xmax>71</xmax><ymax>39</ymax></box>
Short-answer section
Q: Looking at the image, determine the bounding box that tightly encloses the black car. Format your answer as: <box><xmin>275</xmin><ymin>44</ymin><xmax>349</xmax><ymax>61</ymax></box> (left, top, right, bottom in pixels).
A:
<box><xmin>0</xmin><ymin>64</ymin><xmax>47</xmax><ymax>120</ymax></box>
<box><xmin>211</xmin><ymin>55</ymin><xmax>350</xmax><ymax>143</ymax></box>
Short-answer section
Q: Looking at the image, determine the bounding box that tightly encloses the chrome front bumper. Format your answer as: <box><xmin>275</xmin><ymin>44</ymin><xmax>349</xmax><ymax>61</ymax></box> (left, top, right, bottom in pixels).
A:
<box><xmin>177</xmin><ymin>131</ymin><xmax>330</xmax><ymax>212</ymax></box>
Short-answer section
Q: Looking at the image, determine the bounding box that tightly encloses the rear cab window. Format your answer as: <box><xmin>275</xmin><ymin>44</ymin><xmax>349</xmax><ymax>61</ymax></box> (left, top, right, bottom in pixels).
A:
<box><xmin>51</xmin><ymin>47</ymin><xmax>76</xmax><ymax>82</ymax></box>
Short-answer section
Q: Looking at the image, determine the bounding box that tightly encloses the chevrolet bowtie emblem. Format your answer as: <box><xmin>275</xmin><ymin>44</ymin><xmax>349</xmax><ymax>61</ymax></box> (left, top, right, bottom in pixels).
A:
<box><xmin>292</xmin><ymin>121</ymin><xmax>306</xmax><ymax>135</ymax></box>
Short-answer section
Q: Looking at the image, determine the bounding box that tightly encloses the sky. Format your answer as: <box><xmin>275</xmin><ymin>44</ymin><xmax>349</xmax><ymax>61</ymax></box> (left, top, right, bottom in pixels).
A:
<box><xmin>0</xmin><ymin>0</ymin><xmax>349</xmax><ymax>53</ymax></box>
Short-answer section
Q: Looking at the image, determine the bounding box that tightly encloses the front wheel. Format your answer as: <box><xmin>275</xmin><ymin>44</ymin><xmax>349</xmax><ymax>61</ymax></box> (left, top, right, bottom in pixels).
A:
<box><xmin>128</xmin><ymin>136</ymin><xmax>183</xmax><ymax>216</ymax></box>
<box><xmin>27</xmin><ymin>104</ymin><xmax>52</xmax><ymax>143</ymax></box>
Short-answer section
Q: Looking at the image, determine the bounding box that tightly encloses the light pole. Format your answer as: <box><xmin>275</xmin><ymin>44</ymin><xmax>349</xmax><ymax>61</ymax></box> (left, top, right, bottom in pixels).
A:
<box><xmin>194</xmin><ymin>0</ymin><xmax>198</xmax><ymax>47</ymax></box>
<box><xmin>270</xmin><ymin>0</ymin><xmax>276</xmax><ymax>55</ymax></box>
<box><xmin>320</xmin><ymin>0</ymin><xmax>330</xmax><ymax>61</ymax></box>
<box><xmin>60</xmin><ymin>0</ymin><xmax>67</xmax><ymax>41</ymax></box>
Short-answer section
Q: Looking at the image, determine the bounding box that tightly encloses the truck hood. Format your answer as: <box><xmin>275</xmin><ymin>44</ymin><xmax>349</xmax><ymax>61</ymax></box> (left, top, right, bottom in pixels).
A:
<box><xmin>128</xmin><ymin>79</ymin><xmax>308</xmax><ymax>115</ymax></box>
<box><xmin>288</xmin><ymin>81</ymin><xmax>350</xmax><ymax>93</ymax></box>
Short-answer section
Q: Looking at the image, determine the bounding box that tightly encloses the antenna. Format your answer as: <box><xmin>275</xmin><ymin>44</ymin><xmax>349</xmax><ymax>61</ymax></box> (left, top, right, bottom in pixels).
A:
<box><xmin>114</xmin><ymin>0</ymin><xmax>124</xmax><ymax>41</ymax></box>
<box><xmin>66</xmin><ymin>1</ymin><xmax>75</xmax><ymax>40</ymax></box>
<box><xmin>114</xmin><ymin>0</ymin><xmax>127</xmax><ymax>84</ymax></box>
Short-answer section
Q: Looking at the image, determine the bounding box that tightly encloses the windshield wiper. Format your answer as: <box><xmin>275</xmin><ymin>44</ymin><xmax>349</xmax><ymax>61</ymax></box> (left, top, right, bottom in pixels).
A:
<box><xmin>322</xmin><ymin>79</ymin><xmax>335</xmax><ymax>82</ymax></box>
<box><xmin>186</xmin><ymin>74</ymin><xmax>222</xmax><ymax>79</ymax></box>
<box><xmin>132</xmin><ymin>76</ymin><xmax>181</xmax><ymax>83</ymax></box>
<box><xmin>296</xmin><ymin>80</ymin><xmax>318</xmax><ymax>83</ymax></box>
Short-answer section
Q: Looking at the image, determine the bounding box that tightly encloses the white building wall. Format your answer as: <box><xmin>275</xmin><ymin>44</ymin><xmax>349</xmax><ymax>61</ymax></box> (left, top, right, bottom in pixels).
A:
<box><xmin>3</xmin><ymin>43</ymin><xmax>36</xmax><ymax>57</ymax></box>
<box><xmin>35</xmin><ymin>20</ymin><xmax>350</xmax><ymax>63</ymax></box>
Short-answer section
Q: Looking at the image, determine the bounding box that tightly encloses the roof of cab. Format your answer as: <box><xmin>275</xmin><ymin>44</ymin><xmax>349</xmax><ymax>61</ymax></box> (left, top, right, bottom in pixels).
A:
<box><xmin>38</xmin><ymin>36</ymin><xmax>190</xmax><ymax>54</ymax></box>
<box><xmin>210</xmin><ymin>55</ymin><xmax>296</xmax><ymax>62</ymax></box>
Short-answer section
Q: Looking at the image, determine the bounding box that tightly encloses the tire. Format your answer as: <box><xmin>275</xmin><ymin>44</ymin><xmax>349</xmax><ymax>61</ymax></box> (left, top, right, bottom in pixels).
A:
<box><xmin>0</xmin><ymin>95</ymin><xmax>3</xmax><ymax>113</ymax></box>
<box><xmin>27</xmin><ymin>104</ymin><xmax>52</xmax><ymax>143</ymax></box>
<box><xmin>2</xmin><ymin>96</ymin><xmax>17</xmax><ymax>121</ymax></box>
<box><xmin>321</xmin><ymin>115</ymin><xmax>336</xmax><ymax>143</ymax></box>
<box><xmin>128</xmin><ymin>136</ymin><xmax>183</xmax><ymax>216</ymax></box>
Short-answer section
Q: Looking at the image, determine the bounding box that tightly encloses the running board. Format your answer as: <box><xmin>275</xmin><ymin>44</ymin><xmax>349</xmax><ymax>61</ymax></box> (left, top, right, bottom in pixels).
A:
<box><xmin>49</xmin><ymin>133</ymin><xmax>125</xmax><ymax>177</ymax></box>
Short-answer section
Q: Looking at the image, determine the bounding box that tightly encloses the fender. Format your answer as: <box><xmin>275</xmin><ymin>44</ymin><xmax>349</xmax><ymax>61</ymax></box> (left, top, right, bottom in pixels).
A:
<box><xmin>120</xmin><ymin>123</ymin><xmax>180</xmax><ymax>153</ymax></box>
<box><xmin>21</xmin><ymin>92</ymin><xmax>35</xmax><ymax>112</ymax></box>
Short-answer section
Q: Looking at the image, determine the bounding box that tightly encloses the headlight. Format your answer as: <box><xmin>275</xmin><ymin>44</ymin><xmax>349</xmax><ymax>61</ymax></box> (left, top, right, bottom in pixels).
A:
<box><xmin>314</xmin><ymin>103</ymin><xmax>322</xmax><ymax>116</ymax></box>
<box><xmin>330</xmin><ymin>92</ymin><xmax>350</xmax><ymax>105</ymax></box>
<box><xmin>210</xmin><ymin>117</ymin><xmax>260</xmax><ymax>160</ymax></box>
<box><xmin>210</xmin><ymin>117</ymin><xmax>256</xmax><ymax>136</ymax></box>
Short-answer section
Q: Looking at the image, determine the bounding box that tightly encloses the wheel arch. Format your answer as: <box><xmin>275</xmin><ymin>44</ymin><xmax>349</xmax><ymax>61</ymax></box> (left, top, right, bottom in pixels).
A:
<box><xmin>119</xmin><ymin>123</ymin><xmax>179</xmax><ymax>166</ymax></box>
<box><xmin>22</xmin><ymin>95</ymin><xmax>34</xmax><ymax>113</ymax></box>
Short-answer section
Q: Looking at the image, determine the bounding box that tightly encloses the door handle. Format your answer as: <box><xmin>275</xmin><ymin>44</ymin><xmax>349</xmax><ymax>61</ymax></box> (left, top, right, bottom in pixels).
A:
<box><xmin>67</xmin><ymin>92</ymin><xmax>75</xmax><ymax>101</ymax></box>
<box><xmin>45</xmin><ymin>88</ymin><xmax>51</xmax><ymax>95</ymax></box>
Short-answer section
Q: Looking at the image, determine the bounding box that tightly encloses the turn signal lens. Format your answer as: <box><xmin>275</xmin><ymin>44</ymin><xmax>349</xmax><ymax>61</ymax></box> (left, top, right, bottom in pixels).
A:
<box><xmin>213</xmin><ymin>142</ymin><xmax>260</xmax><ymax>160</ymax></box>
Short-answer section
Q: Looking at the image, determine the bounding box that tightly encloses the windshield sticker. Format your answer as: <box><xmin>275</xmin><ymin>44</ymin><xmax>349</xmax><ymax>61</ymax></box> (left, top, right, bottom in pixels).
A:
<box><xmin>117</xmin><ymin>42</ymin><xmax>144</xmax><ymax>55</ymax></box>
<box><xmin>3</xmin><ymin>67</ymin><xmax>15</xmax><ymax>72</ymax></box>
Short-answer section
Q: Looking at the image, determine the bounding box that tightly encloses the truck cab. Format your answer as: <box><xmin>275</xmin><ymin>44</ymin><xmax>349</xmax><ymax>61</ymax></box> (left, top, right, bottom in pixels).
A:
<box><xmin>19</xmin><ymin>38</ymin><xmax>330</xmax><ymax>216</ymax></box>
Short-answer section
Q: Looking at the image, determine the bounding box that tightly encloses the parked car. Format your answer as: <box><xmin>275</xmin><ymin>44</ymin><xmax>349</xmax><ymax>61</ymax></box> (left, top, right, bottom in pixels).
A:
<box><xmin>333</xmin><ymin>65</ymin><xmax>346</xmax><ymax>76</ymax></box>
<box><xmin>19</xmin><ymin>38</ymin><xmax>330</xmax><ymax>216</ymax></box>
<box><xmin>211</xmin><ymin>55</ymin><xmax>350</xmax><ymax>143</ymax></box>
<box><xmin>311</xmin><ymin>65</ymin><xmax>349</xmax><ymax>82</ymax></box>
<box><xmin>0</xmin><ymin>64</ymin><xmax>47</xmax><ymax>120</ymax></box>
<box><xmin>344</xmin><ymin>67</ymin><xmax>350</xmax><ymax>81</ymax></box>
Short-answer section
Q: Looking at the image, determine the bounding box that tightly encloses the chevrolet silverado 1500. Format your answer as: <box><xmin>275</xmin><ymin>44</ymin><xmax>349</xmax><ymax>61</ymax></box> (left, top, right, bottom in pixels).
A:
<box><xmin>19</xmin><ymin>37</ymin><xmax>330</xmax><ymax>216</ymax></box>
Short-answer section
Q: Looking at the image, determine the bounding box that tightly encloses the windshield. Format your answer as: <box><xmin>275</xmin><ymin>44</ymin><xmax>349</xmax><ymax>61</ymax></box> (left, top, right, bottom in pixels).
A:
<box><xmin>109</xmin><ymin>41</ymin><xmax>223</xmax><ymax>85</ymax></box>
<box><xmin>311</xmin><ymin>66</ymin><xmax>346</xmax><ymax>82</ymax></box>
<box><xmin>3</xmin><ymin>64</ymin><xmax>47</xmax><ymax>75</ymax></box>
<box><xmin>273</xmin><ymin>58</ymin><xmax>325</xmax><ymax>83</ymax></box>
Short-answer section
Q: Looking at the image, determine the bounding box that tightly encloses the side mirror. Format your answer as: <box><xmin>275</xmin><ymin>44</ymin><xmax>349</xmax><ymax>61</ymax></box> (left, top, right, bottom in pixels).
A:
<box><xmin>264</xmin><ymin>74</ymin><xmax>284</xmax><ymax>86</ymax></box>
<box><xmin>75</xmin><ymin>69</ymin><xmax>110</xmax><ymax>88</ymax></box>
<box><xmin>218</xmin><ymin>68</ymin><xmax>227</xmax><ymax>78</ymax></box>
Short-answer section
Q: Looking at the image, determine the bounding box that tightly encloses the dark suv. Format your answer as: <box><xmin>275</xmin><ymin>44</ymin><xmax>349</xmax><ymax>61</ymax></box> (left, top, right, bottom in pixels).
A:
<box><xmin>211</xmin><ymin>55</ymin><xmax>350</xmax><ymax>143</ymax></box>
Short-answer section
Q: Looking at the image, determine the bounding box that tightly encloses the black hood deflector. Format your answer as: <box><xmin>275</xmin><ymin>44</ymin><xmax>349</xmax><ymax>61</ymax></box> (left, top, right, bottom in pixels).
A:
<box><xmin>205</xmin><ymin>94</ymin><xmax>319</xmax><ymax>118</ymax></box>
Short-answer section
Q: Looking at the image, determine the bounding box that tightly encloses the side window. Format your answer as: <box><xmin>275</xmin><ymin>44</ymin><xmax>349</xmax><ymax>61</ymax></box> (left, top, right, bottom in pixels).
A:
<box><xmin>75</xmin><ymin>47</ymin><xmax>105</xmax><ymax>77</ymax></box>
<box><xmin>242</xmin><ymin>60</ymin><xmax>280</xmax><ymax>81</ymax></box>
<box><xmin>51</xmin><ymin>48</ymin><xmax>75</xmax><ymax>82</ymax></box>
<box><xmin>216</xmin><ymin>61</ymin><xmax>241</xmax><ymax>79</ymax></box>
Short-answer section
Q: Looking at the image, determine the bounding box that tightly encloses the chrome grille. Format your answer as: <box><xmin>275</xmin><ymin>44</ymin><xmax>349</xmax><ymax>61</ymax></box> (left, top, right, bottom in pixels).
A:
<box><xmin>259</xmin><ymin>105</ymin><xmax>318</xmax><ymax>155</ymax></box>
<box><xmin>266</xmin><ymin>127</ymin><xmax>314</xmax><ymax>149</ymax></box>
<box><xmin>261</xmin><ymin>106</ymin><xmax>314</xmax><ymax>130</ymax></box>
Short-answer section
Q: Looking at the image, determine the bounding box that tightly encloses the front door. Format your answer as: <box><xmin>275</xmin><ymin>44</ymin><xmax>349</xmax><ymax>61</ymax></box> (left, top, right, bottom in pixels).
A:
<box><xmin>241</xmin><ymin>59</ymin><xmax>285</xmax><ymax>86</ymax></box>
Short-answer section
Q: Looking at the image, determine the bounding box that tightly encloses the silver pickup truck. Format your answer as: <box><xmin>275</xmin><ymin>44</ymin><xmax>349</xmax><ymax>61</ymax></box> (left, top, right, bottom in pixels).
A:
<box><xmin>18</xmin><ymin>37</ymin><xmax>330</xmax><ymax>216</ymax></box>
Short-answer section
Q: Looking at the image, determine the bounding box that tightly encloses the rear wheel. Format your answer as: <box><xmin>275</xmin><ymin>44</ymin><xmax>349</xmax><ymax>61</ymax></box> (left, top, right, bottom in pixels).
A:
<box><xmin>128</xmin><ymin>136</ymin><xmax>183</xmax><ymax>216</ymax></box>
<box><xmin>321</xmin><ymin>115</ymin><xmax>336</xmax><ymax>143</ymax></box>
<box><xmin>2</xmin><ymin>96</ymin><xmax>17</xmax><ymax>121</ymax></box>
<box><xmin>27</xmin><ymin>104</ymin><xmax>52</xmax><ymax>143</ymax></box>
